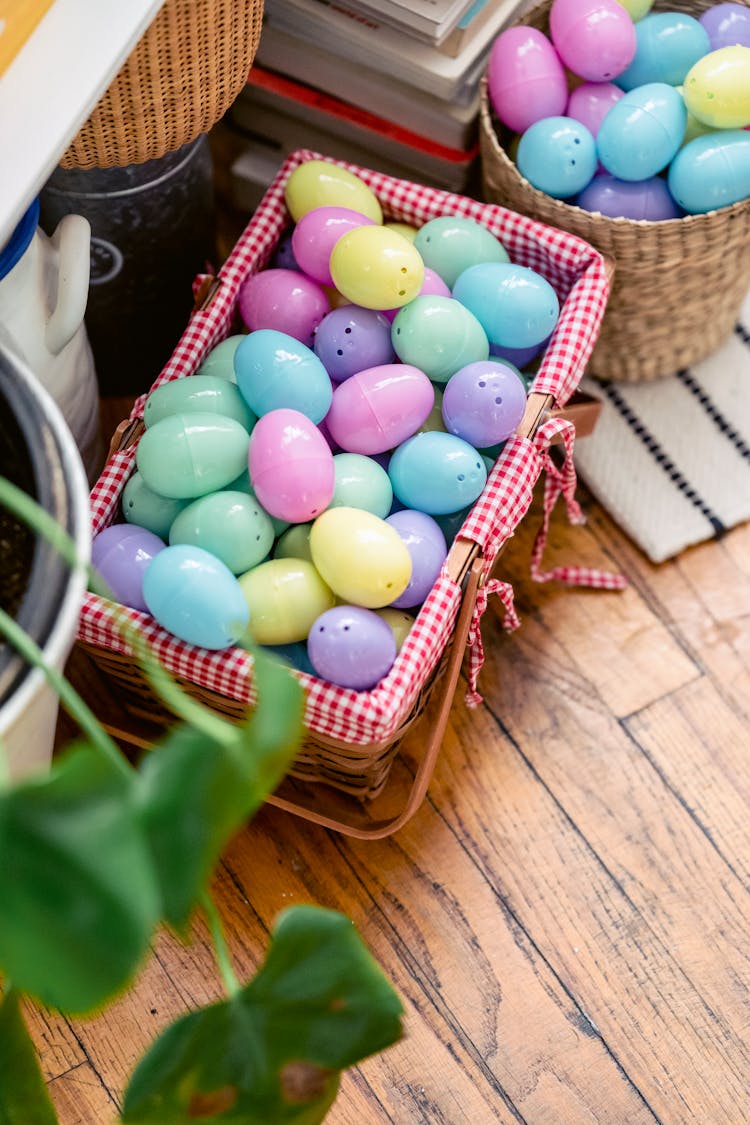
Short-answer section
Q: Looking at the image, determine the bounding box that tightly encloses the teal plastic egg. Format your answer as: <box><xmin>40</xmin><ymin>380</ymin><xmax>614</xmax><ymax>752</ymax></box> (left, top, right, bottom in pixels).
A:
<box><xmin>329</xmin><ymin>226</ymin><xmax>425</xmax><ymax>310</ymax></box>
<box><xmin>389</xmin><ymin>432</ymin><xmax>487</xmax><ymax>515</ymax></box>
<box><xmin>668</xmin><ymin>130</ymin><xmax>750</xmax><ymax>212</ymax></box>
<box><xmin>274</xmin><ymin>523</ymin><xmax>314</xmax><ymax>563</ymax></box>
<box><xmin>142</xmin><ymin>544</ymin><xmax>249</xmax><ymax>649</ymax></box>
<box><xmin>168</xmin><ymin>490</ymin><xmax>275</xmax><ymax>574</ymax></box>
<box><xmin>122</xmin><ymin>472</ymin><xmax>190</xmax><ymax>539</ymax></box>
<box><xmin>330</xmin><ymin>453</ymin><xmax>393</xmax><ymax>518</ymax></box>
<box><xmin>310</xmin><ymin>507</ymin><xmax>412</xmax><ymax>608</ymax></box>
<box><xmin>238</xmin><ymin>558</ymin><xmax>335</xmax><ymax>644</ymax></box>
<box><xmin>284</xmin><ymin>160</ymin><xmax>383</xmax><ymax>223</ymax></box>
<box><xmin>391</xmin><ymin>295</ymin><xmax>489</xmax><ymax>383</ymax></box>
<box><xmin>597</xmin><ymin>83</ymin><xmax>687</xmax><ymax>180</ymax></box>
<box><xmin>683</xmin><ymin>45</ymin><xmax>750</xmax><ymax>128</ymax></box>
<box><xmin>413</xmin><ymin>216</ymin><xmax>510</xmax><ymax>288</ymax></box>
<box><xmin>136</xmin><ymin>413</ymin><xmax>250</xmax><ymax>499</ymax></box>
<box><xmin>225</xmin><ymin>468</ymin><xmax>291</xmax><ymax>538</ymax></box>
<box><xmin>618</xmin><ymin>13</ymin><xmax>711</xmax><ymax>89</ymax></box>
<box><xmin>233</xmin><ymin>329</ymin><xmax>332</xmax><ymax>424</ymax></box>
<box><xmin>195</xmin><ymin>335</ymin><xmax>245</xmax><ymax>381</ymax></box>
<box><xmin>452</xmin><ymin>263</ymin><xmax>560</xmax><ymax>349</ymax></box>
<box><xmin>143</xmin><ymin>375</ymin><xmax>256</xmax><ymax>430</ymax></box>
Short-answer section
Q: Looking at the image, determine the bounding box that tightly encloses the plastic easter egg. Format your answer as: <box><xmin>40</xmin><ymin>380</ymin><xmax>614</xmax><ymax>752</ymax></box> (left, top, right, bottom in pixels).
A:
<box><xmin>434</xmin><ymin>504</ymin><xmax>473</xmax><ymax>544</ymax></box>
<box><xmin>143</xmin><ymin>375</ymin><xmax>256</xmax><ymax>431</ymax></box>
<box><xmin>413</xmin><ymin>216</ymin><xmax>510</xmax><ymax>289</ymax></box>
<box><xmin>417</xmin><ymin>385</ymin><xmax>448</xmax><ymax>434</ymax></box>
<box><xmin>310</xmin><ymin>507</ymin><xmax>412</xmax><ymax>607</ymax></box>
<box><xmin>487</xmin><ymin>27</ymin><xmax>569</xmax><ymax>134</ymax></box>
<box><xmin>234</xmin><ymin>329</ymin><xmax>332</xmax><ymax>424</ymax></box>
<box><xmin>385</xmin><ymin>509</ymin><xmax>447</xmax><ymax>609</ymax></box>
<box><xmin>452</xmin><ymin>263</ymin><xmax>560</xmax><ymax>349</ymax></box>
<box><xmin>381</xmin><ymin>267</ymin><xmax>452</xmax><ymax>323</ymax></box>
<box><xmin>136</xmin><ymin>413</ymin><xmax>250</xmax><ymax>500</ymax></box>
<box><xmin>122</xmin><ymin>472</ymin><xmax>190</xmax><ymax>539</ymax></box>
<box><xmin>272</xmin><ymin>234</ymin><xmax>301</xmax><ymax>271</ymax></box>
<box><xmin>490</xmin><ymin>338</ymin><xmax>549</xmax><ymax>370</ymax></box>
<box><xmin>142</xmin><ymin>544</ymin><xmax>249</xmax><ymax>649</ymax></box>
<box><xmin>668</xmin><ymin>130</ymin><xmax>750</xmax><ymax>212</ymax></box>
<box><xmin>596</xmin><ymin>83</ymin><xmax>687</xmax><ymax>180</ymax></box>
<box><xmin>313</xmin><ymin>306</ymin><xmax>395</xmax><ymax>381</ymax></box>
<box><xmin>700</xmin><ymin>4</ymin><xmax>750</xmax><ymax>50</ymax></box>
<box><xmin>195</xmin><ymin>335</ymin><xmax>245</xmax><ymax>382</ymax></box>
<box><xmin>442</xmin><ymin>361</ymin><xmax>528</xmax><ymax>448</ymax></box>
<box><xmin>384</xmin><ymin>222</ymin><xmax>418</xmax><ymax>242</ymax></box>
<box><xmin>273</xmin><ymin>523</ymin><xmax>314</xmax><ymax>563</ymax></box>
<box><xmin>261</xmin><ymin>642</ymin><xmax>315</xmax><ymax>676</ymax></box>
<box><xmin>391</xmin><ymin>295</ymin><xmax>489</xmax><ymax>383</ymax></box>
<box><xmin>618</xmin><ymin>0</ymin><xmax>654</xmax><ymax>19</ymax></box>
<box><xmin>374</xmin><ymin>607</ymin><xmax>414</xmax><ymax>651</ymax></box>
<box><xmin>567</xmin><ymin>82</ymin><xmax>624</xmax><ymax>137</ymax></box>
<box><xmin>618</xmin><ymin>12</ymin><xmax>711</xmax><ymax>90</ymax></box>
<box><xmin>549</xmin><ymin>0</ymin><xmax>637</xmax><ymax>81</ymax></box>
<box><xmin>389</xmin><ymin>432</ymin><xmax>487</xmax><ymax>515</ymax></box>
<box><xmin>325</xmin><ymin>364</ymin><xmax>434</xmax><ymax>455</ymax></box>
<box><xmin>517</xmin><ymin>116</ymin><xmax>598</xmax><ymax>198</ymax></box>
<box><xmin>291</xmin><ymin>206</ymin><xmax>376</xmax><ymax>285</ymax></box>
<box><xmin>238</xmin><ymin>558</ymin><xmax>335</xmax><ymax>645</ymax></box>
<box><xmin>237</xmin><ymin>268</ymin><xmax>329</xmax><ymax>348</ymax></box>
<box><xmin>224</xmin><ymin>469</ymin><xmax>291</xmax><ymax>538</ymax></box>
<box><xmin>284</xmin><ymin>159</ymin><xmax>383</xmax><ymax>223</ymax></box>
<box><xmin>307</xmin><ymin>605</ymin><xmax>397</xmax><ymax>690</ymax></box>
<box><xmin>330</xmin><ymin>226</ymin><xmax>424</xmax><ymax>310</ymax></box>
<box><xmin>683</xmin><ymin>46</ymin><xmax>750</xmax><ymax>128</ymax></box>
<box><xmin>168</xmin><ymin>491</ymin><xmax>274</xmax><ymax>575</ymax></box>
<box><xmin>91</xmin><ymin>524</ymin><xmax>166</xmax><ymax>611</ymax></box>
<box><xmin>248</xmin><ymin>408</ymin><xmax>335</xmax><ymax>523</ymax></box>
<box><xmin>330</xmin><ymin>453</ymin><xmax>393</xmax><ymax>518</ymax></box>
<box><xmin>577</xmin><ymin>173</ymin><xmax>683</xmax><ymax>219</ymax></box>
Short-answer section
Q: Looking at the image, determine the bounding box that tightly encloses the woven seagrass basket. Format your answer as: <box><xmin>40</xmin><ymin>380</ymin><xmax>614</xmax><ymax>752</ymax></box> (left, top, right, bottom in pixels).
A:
<box><xmin>61</xmin><ymin>0</ymin><xmax>263</xmax><ymax>169</ymax></box>
<box><xmin>479</xmin><ymin>0</ymin><xmax>750</xmax><ymax>384</ymax></box>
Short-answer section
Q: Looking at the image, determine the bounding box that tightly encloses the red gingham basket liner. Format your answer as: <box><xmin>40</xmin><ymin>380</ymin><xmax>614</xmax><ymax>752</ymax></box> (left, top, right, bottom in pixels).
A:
<box><xmin>80</xmin><ymin>149</ymin><xmax>610</xmax><ymax>746</ymax></box>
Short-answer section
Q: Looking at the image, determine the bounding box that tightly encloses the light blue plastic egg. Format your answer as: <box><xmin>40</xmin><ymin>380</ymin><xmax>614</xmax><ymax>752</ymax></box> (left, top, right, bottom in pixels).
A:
<box><xmin>136</xmin><ymin>412</ymin><xmax>250</xmax><ymax>499</ymax></box>
<box><xmin>516</xmin><ymin>116</ymin><xmax>598</xmax><ymax>198</ymax></box>
<box><xmin>122</xmin><ymin>472</ymin><xmax>190</xmax><ymax>539</ymax></box>
<box><xmin>168</xmin><ymin>490</ymin><xmax>275</xmax><ymax>574</ymax></box>
<box><xmin>143</xmin><ymin>375</ymin><xmax>256</xmax><ymax>431</ymax></box>
<box><xmin>142</xmin><ymin>544</ymin><xmax>250</xmax><ymax>649</ymax></box>
<box><xmin>391</xmin><ymin>295</ymin><xmax>489</xmax><ymax>383</ymax></box>
<box><xmin>412</xmin><ymin>216</ymin><xmax>510</xmax><ymax>288</ymax></box>
<box><xmin>330</xmin><ymin>453</ymin><xmax>393</xmax><ymax>518</ymax></box>
<box><xmin>597</xmin><ymin>83</ymin><xmax>687</xmax><ymax>180</ymax></box>
<box><xmin>233</xmin><ymin>329</ymin><xmax>333</xmax><ymax>425</ymax></box>
<box><xmin>195</xmin><ymin>335</ymin><xmax>245</xmax><ymax>381</ymax></box>
<box><xmin>452</xmin><ymin>262</ymin><xmax>560</xmax><ymax>349</ymax></box>
<box><xmin>389</xmin><ymin>432</ymin><xmax>487</xmax><ymax>515</ymax></box>
<box><xmin>668</xmin><ymin>130</ymin><xmax>750</xmax><ymax>212</ymax></box>
<box><xmin>618</xmin><ymin>13</ymin><xmax>711</xmax><ymax>89</ymax></box>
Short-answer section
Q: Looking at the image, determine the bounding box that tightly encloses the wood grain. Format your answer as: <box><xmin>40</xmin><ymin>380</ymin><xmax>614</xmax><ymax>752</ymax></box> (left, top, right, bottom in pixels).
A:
<box><xmin>48</xmin><ymin>1063</ymin><xmax>118</xmax><ymax>1125</ymax></box>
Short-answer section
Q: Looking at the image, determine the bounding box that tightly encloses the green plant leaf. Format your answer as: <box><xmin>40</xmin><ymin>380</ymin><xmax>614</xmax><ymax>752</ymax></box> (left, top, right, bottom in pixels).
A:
<box><xmin>136</xmin><ymin>652</ymin><xmax>305</xmax><ymax>931</ymax></box>
<box><xmin>121</xmin><ymin>906</ymin><xmax>403</xmax><ymax>1124</ymax></box>
<box><xmin>0</xmin><ymin>989</ymin><xmax>58</xmax><ymax>1124</ymax></box>
<box><xmin>0</xmin><ymin>744</ymin><xmax>159</xmax><ymax>1013</ymax></box>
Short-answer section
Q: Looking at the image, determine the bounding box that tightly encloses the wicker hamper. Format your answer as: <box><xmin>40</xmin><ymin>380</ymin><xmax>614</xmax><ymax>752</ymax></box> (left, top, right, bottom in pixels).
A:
<box><xmin>75</xmin><ymin>149</ymin><xmax>611</xmax><ymax>838</ymax></box>
<box><xmin>479</xmin><ymin>0</ymin><xmax>750</xmax><ymax>384</ymax></box>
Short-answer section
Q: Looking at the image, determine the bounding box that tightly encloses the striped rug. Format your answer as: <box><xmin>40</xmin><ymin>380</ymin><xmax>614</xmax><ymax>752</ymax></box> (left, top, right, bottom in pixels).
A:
<box><xmin>574</xmin><ymin>291</ymin><xmax>750</xmax><ymax>564</ymax></box>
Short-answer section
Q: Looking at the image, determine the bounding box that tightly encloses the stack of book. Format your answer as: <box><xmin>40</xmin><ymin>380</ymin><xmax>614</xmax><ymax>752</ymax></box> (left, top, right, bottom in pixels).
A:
<box><xmin>228</xmin><ymin>0</ymin><xmax>531</xmax><ymax>209</ymax></box>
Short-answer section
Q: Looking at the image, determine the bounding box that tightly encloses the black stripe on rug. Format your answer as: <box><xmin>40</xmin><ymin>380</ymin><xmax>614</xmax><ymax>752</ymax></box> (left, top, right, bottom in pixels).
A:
<box><xmin>735</xmin><ymin>322</ymin><xmax>750</xmax><ymax>348</ymax></box>
<box><xmin>599</xmin><ymin>382</ymin><xmax>726</xmax><ymax>538</ymax></box>
<box><xmin>676</xmin><ymin>369</ymin><xmax>750</xmax><ymax>462</ymax></box>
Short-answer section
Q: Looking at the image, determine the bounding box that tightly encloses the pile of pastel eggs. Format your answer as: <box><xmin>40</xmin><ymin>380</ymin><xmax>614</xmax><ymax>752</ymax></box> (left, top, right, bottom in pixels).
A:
<box><xmin>488</xmin><ymin>0</ymin><xmax>750</xmax><ymax>217</ymax></box>
<box><xmin>91</xmin><ymin>159</ymin><xmax>556</xmax><ymax>692</ymax></box>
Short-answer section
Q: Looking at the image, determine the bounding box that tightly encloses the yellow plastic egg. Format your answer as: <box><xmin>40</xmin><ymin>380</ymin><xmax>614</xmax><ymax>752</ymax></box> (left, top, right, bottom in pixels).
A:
<box><xmin>375</xmin><ymin>607</ymin><xmax>415</xmax><ymax>651</ymax></box>
<box><xmin>684</xmin><ymin>46</ymin><xmax>750</xmax><ymax>129</ymax></box>
<box><xmin>238</xmin><ymin>558</ymin><xmax>335</xmax><ymax>644</ymax></box>
<box><xmin>384</xmin><ymin>221</ymin><xmax>419</xmax><ymax>242</ymax></box>
<box><xmin>310</xmin><ymin>506</ymin><xmax>412</xmax><ymax>608</ymax></box>
<box><xmin>284</xmin><ymin>160</ymin><xmax>383</xmax><ymax>223</ymax></box>
<box><xmin>617</xmin><ymin>0</ymin><xmax>654</xmax><ymax>19</ymax></box>
<box><xmin>330</xmin><ymin>226</ymin><xmax>425</xmax><ymax>311</ymax></box>
<box><xmin>676</xmin><ymin>86</ymin><xmax>716</xmax><ymax>146</ymax></box>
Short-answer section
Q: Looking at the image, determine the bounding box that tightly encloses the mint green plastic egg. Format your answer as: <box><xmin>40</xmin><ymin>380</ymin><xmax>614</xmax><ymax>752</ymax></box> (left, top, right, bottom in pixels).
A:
<box><xmin>195</xmin><ymin>335</ymin><xmax>245</xmax><ymax>381</ymax></box>
<box><xmin>168</xmin><ymin>490</ymin><xmax>274</xmax><ymax>574</ymax></box>
<box><xmin>122</xmin><ymin>472</ymin><xmax>190</xmax><ymax>539</ymax></box>
<box><xmin>238</xmin><ymin>558</ymin><xmax>335</xmax><ymax>644</ymax></box>
<box><xmin>226</xmin><ymin>468</ymin><xmax>291</xmax><ymax>538</ymax></box>
<box><xmin>413</xmin><ymin>217</ymin><xmax>510</xmax><ymax>289</ymax></box>
<box><xmin>144</xmin><ymin>375</ymin><xmax>256</xmax><ymax>431</ymax></box>
<box><xmin>330</xmin><ymin>226</ymin><xmax>424</xmax><ymax>310</ymax></box>
<box><xmin>392</xmin><ymin>295</ymin><xmax>489</xmax><ymax>384</ymax></box>
<box><xmin>284</xmin><ymin>160</ymin><xmax>383</xmax><ymax>223</ymax></box>
<box><xmin>330</xmin><ymin>453</ymin><xmax>393</xmax><ymax>518</ymax></box>
<box><xmin>274</xmin><ymin>523</ymin><xmax>314</xmax><ymax>563</ymax></box>
<box><xmin>136</xmin><ymin>413</ymin><xmax>250</xmax><ymax>499</ymax></box>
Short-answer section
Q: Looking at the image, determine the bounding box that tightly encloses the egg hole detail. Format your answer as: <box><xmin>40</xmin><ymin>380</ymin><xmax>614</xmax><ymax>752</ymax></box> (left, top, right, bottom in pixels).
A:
<box><xmin>344</xmin><ymin>326</ymin><xmax>352</xmax><ymax>334</ymax></box>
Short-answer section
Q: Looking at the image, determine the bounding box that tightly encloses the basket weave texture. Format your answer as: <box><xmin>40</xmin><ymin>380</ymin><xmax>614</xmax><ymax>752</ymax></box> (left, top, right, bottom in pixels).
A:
<box><xmin>61</xmin><ymin>0</ymin><xmax>263</xmax><ymax>169</ymax></box>
<box><xmin>479</xmin><ymin>0</ymin><xmax>750</xmax><ymax>384</ymax></box>
<box><xmin>78</xmin><ymin>150</ymin><xmax>610</xmax><ymax>801</ymax></box>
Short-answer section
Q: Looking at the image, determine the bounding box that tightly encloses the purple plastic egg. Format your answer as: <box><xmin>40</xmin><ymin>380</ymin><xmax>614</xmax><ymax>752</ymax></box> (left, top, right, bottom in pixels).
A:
<box><xmin>325</xmin><ymin>363</ymin><xmax>435</xmax><ymax>455</ymax></box>
<box><xmin>291</xmin><ymin>206</ymin><xmax>376</xmax><ymax>286</ymax></box>
<box><xmin>550</xmin><ymin>0</ymin><xmax>637</xmax><ymax>81</ymax></box>
<box><xmin>488</xmin><ymin>27</ymin><xmax>569</xmax><ymax>134</ymax></box>
<box><xmin>248</xmin><ymin>408</ymin><xmax>335</xmax><ymax>523</ymax></box>
<box><xmin>91</xmin><ymin>523</ymin><xmax>166</xmax><ymax>611</ymax></box>
<box><xmin>567</xmin><ymin>82</ymin><xmax>625</xmax><ymax>137</ymax></box>
<box><xmin>385</xmin><ymin>509</ymin><xmax>447</xmax><ymax>609</ymax></box>
<box><xmin>381</xmin><ymin>267</ymin><xmax>453</xmax><ymax>323</ymax></box>
<box><xmin>700</xmin><ymin>3</ymin><xmax>750</xmax><ymax>50</ymax></box>
<box><xmin>307</xmin><ymin>604</ymin><xmax>397</xmax><ymax>690</ymax></box>
<box><xmin>313</xmin><ymin>305</ymin><xmax>395</xmax><ymax>381</ymax></box>
<box><xmin>237</xmin><ymin>268</ymin><xmax>330</xmax><ymax>348</ymax></box>
<box><xmin>272</xmin><ymin>234</ymin><xmax>301</xmax><ymax>271</ymax></box>
<box><xmin>442</xmin><ymin>361</ymin><xmax>528</xmax><ymax>448</ymax></box>
<box><xmin>490</xmin><ymin>337</ymin><xmax>549</xmax><ymax>369</ymax></box>
<box><xmin>577</xmin><ymin>174</ymin><xmax>683</xmax><ymax>219</ymax></box>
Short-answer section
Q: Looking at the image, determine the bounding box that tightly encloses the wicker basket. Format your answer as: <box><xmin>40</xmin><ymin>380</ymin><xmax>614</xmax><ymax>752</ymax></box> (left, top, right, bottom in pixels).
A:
<box><xmin>479</xmin><ymin>0</ymin><xmax>750</xmax><ymax>384</ymax></box>
<box><xmin>75</xmin><ymin>149</ymin><xmax>611</xmax><ymax>837</ymax></box>
<box><xmin>61</xmin><ymin>0</ymin><xmax>263</xmax><ymax>169</ymax></box>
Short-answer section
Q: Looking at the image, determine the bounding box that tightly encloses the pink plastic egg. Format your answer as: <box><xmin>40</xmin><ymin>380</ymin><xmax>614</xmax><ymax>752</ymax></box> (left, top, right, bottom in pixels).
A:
<box><xmin>567</xmin><ymin>82</ymin><xmax>625</xmax><ymax>136</ymax></box>
<box><xmin>325</xmin><ymin>364</ymin><xmax>435</xmax><ymax>455</ymax></box>
<box><xmin>290</xmin><ymin>206</ymin><xmax>376</xmax><ymax>286</ymax></box>
<box><xmin>248</xmin><ymin>408</ymin><xmax>335</xmax><ymax>523</ymax></box>
<box><xmin>382</xmin><ymin>267</ymin><xmax>452</xmax><ymax>323</ymax></box>
<box><xmin>550</xmin><ymin>0</ymin><xmax>637</xmax><ymax>81</ymax></box>
<box><xmin>487</xmin><ymin>27</ymin><xmax>569</xmax><ymax>133</ymax></box>
<box><xmin>237</xmin><ymin>268</ymin><xmax>330</xmax><ymax>348</ymax></box>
